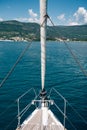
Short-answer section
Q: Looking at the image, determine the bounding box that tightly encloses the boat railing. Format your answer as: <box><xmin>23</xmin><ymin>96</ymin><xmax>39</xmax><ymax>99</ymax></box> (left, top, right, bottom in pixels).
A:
<box><xmin>49</xmin><ymin>87</ymin><xmax>87</xmax><ymax>130</ymax></box>
<box><xmin>16</xmin><ymin>87</ymin><xmax>87</xmax><ymax>130</ymax></box>
<box><xmin>49</xmin><ymin>87</ymin><xmax>67</xmax><ymax>130</ymax></box>
<box><xmin>16</xmin><ymin>87</ymin><xmax>38</xmax><ymax>128</ymax></box>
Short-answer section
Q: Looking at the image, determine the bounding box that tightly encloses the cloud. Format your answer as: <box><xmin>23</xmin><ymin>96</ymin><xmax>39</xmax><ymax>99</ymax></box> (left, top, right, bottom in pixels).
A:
<box><xmin>57</xmin><ymin>14</ymin><xmax>65</xmax><ymax>21</ymax></box>
<box><xmin>28</xmin><ymin>9</ymin><xmax>37</xmax><ymax>18</ymax></box>
<box><xmin>0</xmin><ymin>18</ymin><xmax>3</xmax><ymax>22</ymax></box>
<box><xmin>28</xmin><ymin>9</ymin><xmax>39</xmax><ymax>23</ymax></box>
<box><xmin>15</xmin><ymin>9</ymin><xmax>39</xmax><ymax>23</ymax></box>
<box><xmin>68</xmin><ymin>21</ymin><xmax>78</xmax><ymax>26</ymax></box>
<box><xmin>74</xmin><ymin>7</ymin><xmax>87</xmax><ymax>24</ymax></box>
<box><xmin>69</xmin><ymin>7</ymin><xmax>87</xmax><ymax>25</ymax></box>
<box><xmin>56</xmin><ymin>7</ymin><xmax>87</xmax><ymax>26</ymax></box>
<box><xmin>14</xmin><ymin>17</ymin><xmax>29</xmax><ymax>22</ymax></box>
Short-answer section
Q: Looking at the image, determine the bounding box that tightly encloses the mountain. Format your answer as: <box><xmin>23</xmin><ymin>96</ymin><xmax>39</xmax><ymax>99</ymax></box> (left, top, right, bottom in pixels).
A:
<box><xmin>0</xmin><ymin>20</ymin><xmax>87</xmax><ymax>41</ymax></box>
<box><xmin>0</xmin><ymin>20</ymin><xmax>40</xmax><ymax>41</ymax></box>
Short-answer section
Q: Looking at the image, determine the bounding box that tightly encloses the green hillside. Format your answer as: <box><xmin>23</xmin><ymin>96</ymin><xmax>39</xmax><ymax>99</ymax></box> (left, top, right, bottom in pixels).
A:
<box><xmin>0</xmin><ymin>20</ymin><xmax>87</xmax><ymax>41</ymax></box>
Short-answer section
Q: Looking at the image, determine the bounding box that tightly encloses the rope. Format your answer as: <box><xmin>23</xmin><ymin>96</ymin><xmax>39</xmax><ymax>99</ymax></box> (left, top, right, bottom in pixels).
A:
<box><xmin>50</xmin><ymin>87</ymin><xmax>87</xmax><ymax>124</ymax></box>
<box><xmin>64</xmin><ymin>41</ymin><xmax>87</xmax><ymax>77</ymax></box>
<box><xmin>20</xmin><ymin>103</ymin><xmax>32</xmax><ymax>118</ymax></box>
<box><xmin>66</xmin><ymin>116</ymin><xmax>77</xmax><ymax>130</ymax></box>
<box><xmin>0</xmin><ymin>88</ymin><xmax>38</xmax><ymax>130</ymax></box>
<box><xmin>47</xmin><ymin>15</ymin><xmax>55</xmax><ymax>26</ymax></box>
<box><xmin>50</xmin><ymin>87</ymin><xmax>66</xmax><ymax>101</ymax></box>
<box><xmin>47</xmin><ymin>14</ymin><xmax>87</xmax><ymax>77</ymax></box>
<box><xmin>0</xmin><ymin>88</ymin><xmax>36</xmax><ymax>118</ymax></box>
<box><xmin>40</xmin><ymin>14</ymin><xmax>49</xmax><ymax>27</ymax></box>
<box><xmin>20</xmin><ymin>93</ymin><xmax>40</xmax><ymax>118</ymax></box>
<box><xmin>0</xmin><ymin>41</ymin><xmax>32</xmax><ymax>88</ymax></box>
<box><xmin>54</xmin><ymin>102</ymin><xmax>66</xmax><ymax>118</ymax></box>
<box><xmin>17</xmin><ymin>87</ymin><xmax>35</xmax><ymax>100</ymax></box>
<box><xmin>54</xmin><ymin>101</ymin><xmax>77</xmax><ymax>130</ymax></box>
<box><xmin>67</xmin><ymin>101</ymin><xmax>87</xmax><ymax>125</ymax></box>
<box><xmin>47</xmin><ymin>15</ymin><xmax>87</xmax><ymax>126</ymax></box>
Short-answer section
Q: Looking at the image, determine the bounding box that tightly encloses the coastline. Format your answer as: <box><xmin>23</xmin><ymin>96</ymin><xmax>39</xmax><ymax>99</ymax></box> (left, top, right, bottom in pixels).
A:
<box><xmin>0</xmin><ymin>39</ymin><xmax>87</xmax><ymax>42</ymax></box>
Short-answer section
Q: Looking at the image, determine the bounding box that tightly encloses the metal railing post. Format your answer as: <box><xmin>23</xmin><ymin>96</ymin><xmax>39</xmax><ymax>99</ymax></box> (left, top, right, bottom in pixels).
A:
<box><xmin>64</xmin><ymin>99</ymin><xmax>66</xmax><ymax>130</ymax></box>
<box><xmin>17</xmin><ymin>98</ymin><xmax>21</xmax><ymax>128</ymax></box>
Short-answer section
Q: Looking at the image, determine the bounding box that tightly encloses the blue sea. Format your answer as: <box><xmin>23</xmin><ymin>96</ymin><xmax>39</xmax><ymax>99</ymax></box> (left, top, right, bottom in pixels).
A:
<box><xmin>0</xmin><ymin>41</ymin><xmax>87</xmax><ymax>130</ymax></box>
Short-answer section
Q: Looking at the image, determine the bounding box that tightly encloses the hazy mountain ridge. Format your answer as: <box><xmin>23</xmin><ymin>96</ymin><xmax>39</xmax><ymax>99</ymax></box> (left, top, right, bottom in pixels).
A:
<box><xmin>0</xmin><ymin>20</ymin><xmax>87</xmax><ymax>41</ymax></box>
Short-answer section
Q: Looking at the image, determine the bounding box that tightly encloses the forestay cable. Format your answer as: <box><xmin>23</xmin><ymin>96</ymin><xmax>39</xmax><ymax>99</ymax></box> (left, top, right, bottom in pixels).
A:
<box><xmin>64</xmin><ymin>41</ymin><xmax>87</xmax><ymax>76</ymax></box>
<box><xmin>53</xmin><ymin>101</ymin><xmax>77</xmax><ymax>130</ymax></box>
<box><xmin>0</xmin><ymin>41</ymin><xmax>32</xmax><ymax>88</ymax></box>
<box><xmin>47</xmin><ymin>15</ymin><xmax>87</xmax><ymax>77</ymax></box>
<box><xmin>0</xmin><ymin>88</ymin><xmax>36</xmax><ymax>119</ymax></box>
<box><xmin>50</xmin><ymin>87</ymin><xmax>87</xmax><ymax>124</ymax></box>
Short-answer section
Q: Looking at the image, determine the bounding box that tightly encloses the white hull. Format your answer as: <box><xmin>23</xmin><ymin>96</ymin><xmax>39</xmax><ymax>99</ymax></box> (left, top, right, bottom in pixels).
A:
<box><xmin>17</xmin><ymin>108</ymin><xmax>66</xmax><ymax>130</ymax></box>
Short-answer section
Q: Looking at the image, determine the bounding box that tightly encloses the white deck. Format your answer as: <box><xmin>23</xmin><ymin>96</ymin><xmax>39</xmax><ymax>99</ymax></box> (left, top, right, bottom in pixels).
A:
<box><xmin>18</xmin><ymin>108</ymin><xmax>66</xmax><ymax>130</ymax></box>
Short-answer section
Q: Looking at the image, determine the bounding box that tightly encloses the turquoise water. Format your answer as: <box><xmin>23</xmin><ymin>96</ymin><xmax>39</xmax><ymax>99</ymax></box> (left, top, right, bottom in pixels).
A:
<box><xmin>0</xmin><ymin>41</ymin><xmax>87</xmax><ymax>130</ymax></box>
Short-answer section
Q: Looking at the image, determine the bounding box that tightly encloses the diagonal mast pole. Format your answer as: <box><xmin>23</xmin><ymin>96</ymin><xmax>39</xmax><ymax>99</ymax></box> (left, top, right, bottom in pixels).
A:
<box><xmin>40</xmin><ymin>0</ymin><xmax>47</xmax><ymax>91</ymax></box>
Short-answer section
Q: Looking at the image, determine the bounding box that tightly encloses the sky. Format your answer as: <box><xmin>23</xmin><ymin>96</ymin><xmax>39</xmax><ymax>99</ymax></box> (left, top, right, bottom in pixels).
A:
<box><xmin>0</xmin><ymin>0</ymin><xmax>87</xmax><ymax>26</ymax></box>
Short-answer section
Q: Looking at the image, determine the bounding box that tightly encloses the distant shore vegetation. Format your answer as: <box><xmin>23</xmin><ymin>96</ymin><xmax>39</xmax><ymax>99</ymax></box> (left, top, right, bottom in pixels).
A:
<box><xmin>0</xmin><ymin>20</ymin><xmax>87</xmax><ymax>42</ymax></box>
